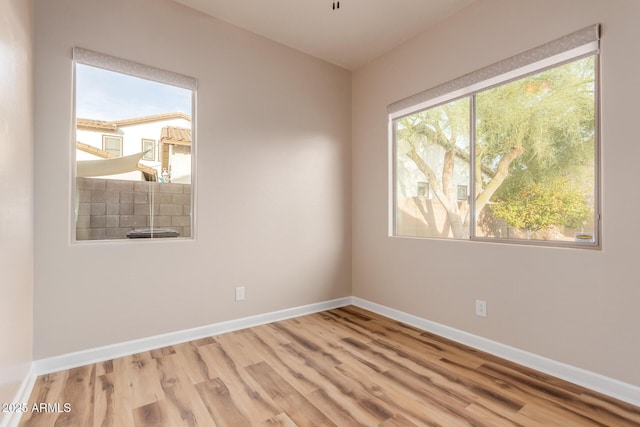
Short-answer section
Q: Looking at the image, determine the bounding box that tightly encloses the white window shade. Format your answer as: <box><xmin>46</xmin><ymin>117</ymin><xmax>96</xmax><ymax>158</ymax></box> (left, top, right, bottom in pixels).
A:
<box><xmin>73</xmin><ymin>47</ymin><xmax>198</xmax><ymax>90</ymax></box>
<box><xmin>387</xmin><ymin>24</ymin><xmax>599</xmax><ymax>119</ymax></box>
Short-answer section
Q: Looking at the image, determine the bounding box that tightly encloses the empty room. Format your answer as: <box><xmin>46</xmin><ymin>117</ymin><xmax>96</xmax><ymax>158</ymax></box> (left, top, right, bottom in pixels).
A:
<box><xmin>1</xmin><ymin>0</ymin><xmax>639</xmax><ymax>426</ymax></box>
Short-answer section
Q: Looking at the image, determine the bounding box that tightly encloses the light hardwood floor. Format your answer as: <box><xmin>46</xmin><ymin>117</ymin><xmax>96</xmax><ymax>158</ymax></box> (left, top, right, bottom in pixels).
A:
<box><xmin>19</xmin><ymin>306</ymin><xmax>640</xmax><ymax>426</ymax></box>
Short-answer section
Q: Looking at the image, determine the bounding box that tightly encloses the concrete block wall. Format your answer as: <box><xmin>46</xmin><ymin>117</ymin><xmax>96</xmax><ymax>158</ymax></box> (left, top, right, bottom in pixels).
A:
<box><xmin>76</xmin><ymin>177</ymin><xmax>192</xmax><ymax>240</ymax></box>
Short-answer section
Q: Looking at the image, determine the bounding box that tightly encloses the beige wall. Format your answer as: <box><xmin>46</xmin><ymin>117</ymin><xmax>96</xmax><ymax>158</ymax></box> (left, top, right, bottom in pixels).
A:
<box><xmin>0</xmin><ymin>0</ymin><xmax>34</xmax><ymax>416</ymax></box>
<box><xmin>352</xmin><ymin>0</ymin><xmax>640</xmax><ymax>387</ymax></box>
<box><xmin>34</xmin><ymin>0</ymin><xmax>351</xmax><ymax>359</ymax></box>
<box><xmin>30</xmin><ymin>0</ymin><xmax>639</xmax><ymax>392</ymax></box>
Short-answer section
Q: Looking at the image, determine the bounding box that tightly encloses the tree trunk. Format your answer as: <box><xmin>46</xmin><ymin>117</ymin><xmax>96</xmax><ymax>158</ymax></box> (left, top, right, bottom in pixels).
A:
<box><xmin>474</xmin><ymin>145</ymin><xmax>524</xmax><ymax>220</ymax></box>
<box><xmin>406</xmin><ymin>148</ymin><xmax>467</xmax><ymax>238</ymax></box>
<box><xmin>442</xmin><ymin>149</ymin><xmax>455</xmax><ymax>201</ymax></box>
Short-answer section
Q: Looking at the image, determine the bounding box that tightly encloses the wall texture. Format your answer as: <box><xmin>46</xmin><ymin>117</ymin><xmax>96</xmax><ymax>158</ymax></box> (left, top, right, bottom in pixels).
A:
<box><xmin>34</xmin><ymin>0</ymin><xmax>351</xmax><ymax>358</ymax></box>
<box><xmin>0</xmin><ymin>0</ymin><xmax>34</xmax><ymax>418</ymax></box>
<box><xmin>352</xmin><ymin>0</ymin><xmax>640</xmax><ymax>387</ymax></box>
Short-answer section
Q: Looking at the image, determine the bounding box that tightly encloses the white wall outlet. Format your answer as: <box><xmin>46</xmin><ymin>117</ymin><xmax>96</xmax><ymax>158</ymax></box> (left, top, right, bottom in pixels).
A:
<box><xmin>235</xmin><ymin>286</ymin><xmax>245</xmax><ymax>301</ymax></box>
<box><xmin>475</xmin><ymin>299</ymin><xmax>487</xmax><ymax>317</ymax></box>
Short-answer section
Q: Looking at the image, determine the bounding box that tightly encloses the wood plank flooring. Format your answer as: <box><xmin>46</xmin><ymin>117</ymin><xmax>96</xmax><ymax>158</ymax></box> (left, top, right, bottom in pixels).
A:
<box><xmin>19</xmin><ymin>306</ymin><xmax>640</xmax><ymax>426</ymax></box>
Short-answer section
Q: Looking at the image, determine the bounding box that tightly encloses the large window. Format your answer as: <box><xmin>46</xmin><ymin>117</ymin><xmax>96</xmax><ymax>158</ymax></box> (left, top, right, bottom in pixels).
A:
<box><xmin>391</xmin><ymin>26</ymin><xmax>600</xmax><ymax>248</ymax></box>
<box><xmin>73</xmin><ymin>48</ymin><xmax>197</xmax><ymax>241</ymax></box>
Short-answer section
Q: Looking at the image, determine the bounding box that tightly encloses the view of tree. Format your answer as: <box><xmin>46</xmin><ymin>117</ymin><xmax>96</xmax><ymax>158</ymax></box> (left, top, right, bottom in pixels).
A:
<box><xmin>396</xmin><ymin>55</ymin><xmax>595</xmax><ymax>240</ymax></box>
<box><xmin>396</xmin><ymin>98</ymin><xmax>470</xmax><ymax>237</ymax></box>
<box><xmin>489</xmin><ymin>179</ymin><xmax>591</xmax><ymax>237</ymax></box>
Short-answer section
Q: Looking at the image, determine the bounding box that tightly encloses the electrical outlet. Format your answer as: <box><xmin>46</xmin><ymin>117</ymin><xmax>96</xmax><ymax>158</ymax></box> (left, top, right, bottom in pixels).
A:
<box><xmin>475</xmin><ymin>299</ymin><xmax>487</xmax><ymax>317</ymax></box>
<box><xmin>235</xmin><ymin>286</ymin><xmax>245</xmax><ymax>301</ymax></box>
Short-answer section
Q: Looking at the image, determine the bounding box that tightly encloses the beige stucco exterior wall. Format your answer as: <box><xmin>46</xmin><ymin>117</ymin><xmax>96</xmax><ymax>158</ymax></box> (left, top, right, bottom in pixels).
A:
<box><xmin>0</xmin><ymin>0</ymin><xmax>34</xmax><ymax>419</ymax></box>
<box><xmin>33</xmin><ymin>0</ymin><xmax>351</xmax><ymax>359</ymax></box>
<box><xmin>352</xmin><ymin>0</ymin><xmax>640</xmax><ymax>387</ymax></box>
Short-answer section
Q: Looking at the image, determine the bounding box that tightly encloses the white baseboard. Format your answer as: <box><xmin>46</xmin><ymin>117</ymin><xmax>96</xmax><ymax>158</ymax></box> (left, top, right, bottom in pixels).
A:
<box><xmin>351</xmin><ymin>297</ymin><xmax>640</xmax><ymax>408</ymax></box>
<box><xmin>35</xmin><ymin>297</ymin><xmax>352</xmax><ymax>376</ymax></box>
<box><xmin>0</xmin><ymin>363</ymin><xmax>37</xmax><ymax>427</ymax></box>
<box><xmin>31</xmin><ymin>295</ymin><xmax>639</xmax><ymax>409</ymax></box>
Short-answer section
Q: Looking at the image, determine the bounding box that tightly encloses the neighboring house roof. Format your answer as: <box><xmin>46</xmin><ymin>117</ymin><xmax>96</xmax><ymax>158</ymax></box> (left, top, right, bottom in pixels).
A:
<box><xmin>76</xmin><ymin>112</ymin><xmax>191</xmax><ymax>132</ymax></box>
<box><xmin>115</xmin><ymin>112</ymin><xmax>191</xmax><ymax>127</ymax></box>
<box><xmin>77</xmin><ymin>119</ymin><xmax>118</xmax><ymax>132</ymax></box>
<box><xmin>161</xmin><ymin>126</ymin><xmax>191</xmax><ymax>146</ymax></box>
<box><xmin>76</xmin><ymin>141</ymin><xmax>117</xmax><ymax>158</ymax></box>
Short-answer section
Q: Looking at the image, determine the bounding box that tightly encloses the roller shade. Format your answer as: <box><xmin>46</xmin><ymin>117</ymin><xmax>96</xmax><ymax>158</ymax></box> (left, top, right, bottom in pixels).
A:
<box><xmin>387</xmin><ymin>24</ymin><xmax>599</xmax><ymax>119</ymax></box>
<box><xmin>73</xmin><ymin>47</ymin><xmax>197</xmax><ymax>90</ymax></box>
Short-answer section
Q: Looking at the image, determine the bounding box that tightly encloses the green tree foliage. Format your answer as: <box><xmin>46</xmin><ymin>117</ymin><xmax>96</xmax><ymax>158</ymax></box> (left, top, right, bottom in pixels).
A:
<box><xmin>490</xmin><ymin>179</ymin><xmax>591</xmax><ymax>234</ymax></box>
<box><xmin>396</xmin><ymin>55</ymin><xmax>595</xmax><ymax>239</ymax></box>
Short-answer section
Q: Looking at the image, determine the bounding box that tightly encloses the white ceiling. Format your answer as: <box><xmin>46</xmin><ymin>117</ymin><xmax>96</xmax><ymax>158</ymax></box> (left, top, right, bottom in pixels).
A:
<box><xmin>173</xmin><ymin>0</ymin><xmax>475</xmax><ymax>70</ymax></box>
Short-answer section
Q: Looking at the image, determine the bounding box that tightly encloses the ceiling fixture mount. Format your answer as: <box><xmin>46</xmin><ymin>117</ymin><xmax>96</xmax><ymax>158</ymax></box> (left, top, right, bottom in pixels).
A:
<box><xmin>332</xmin><ymin>1</ymin><xmax>340</xmax><ymax>10</ymax></box>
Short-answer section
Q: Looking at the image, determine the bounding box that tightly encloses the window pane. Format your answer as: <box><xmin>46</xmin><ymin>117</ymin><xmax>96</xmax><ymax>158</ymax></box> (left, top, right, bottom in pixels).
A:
<box><xmin>395</xmin><ymin>98</ymin><xmax>471</xmax><ymax>238</ymax></box>
<box><xmin>75</xmin><ymin>63</ymin><xmax>194</xmax><ymax>241</ymax></box>
<box><xmin>103</xmin><ymin>136</ymin><xmax>122</xmax><ymax>157</ymax></box>
<box><xmin>142</xmin><ymin>139</ymin><xmax>155</xmax><ymax>161</ymax></box>
<box><xmin>474</xmin><ymin>56</ymin><xmax>596</xmax><ymax>243</ymax></box>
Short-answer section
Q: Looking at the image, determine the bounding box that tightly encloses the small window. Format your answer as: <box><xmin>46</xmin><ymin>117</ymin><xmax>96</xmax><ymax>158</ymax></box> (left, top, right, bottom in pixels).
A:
<box><xmin>457</xmin><ymin>185</ymin><xmax>468</xmax><ymax>201</ymax></box>
<box><xmin>142</xmin><ymin>139</ymin><xmax>155</xmax><ymax>161</ymax></box>
<box><xmin>391</xmin><ymin>26</ymin><xmax>600</xmax><ymax>248</ymax></box>
<box><xmin>102</xmin><ymin>135</ymin><xmax>123</xmax><ymax>157</ymax></box>
<box><xmin>417</xmin><ymin>182</ymin><xmax>430</xmax><ymax>198</ymax></box>
<box><xmin>73</xmin><ymin>48</ymin><xmax>197</xmax><ymax>242</ymax></box>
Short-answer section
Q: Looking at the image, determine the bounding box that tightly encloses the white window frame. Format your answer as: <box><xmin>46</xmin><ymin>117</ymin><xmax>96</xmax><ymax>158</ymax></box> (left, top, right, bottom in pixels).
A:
<box><xmin>142</xmin><ymin>138</ymin><xmax>155</xmax><ymax>161</ymax></box>
<box><xmin>71</xmin><ymin>47</ymin><xmax>198</xmax><ymax>243</ymax></box>
<box><xmin>102</xmin><ymin>134</ymin><xmax>123</xmax><ymax>157</ymax></box>
<box><xmin>388</xmin><ymin>25</ymin><xmax>601</xmax><ymax>249</ymax></box>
